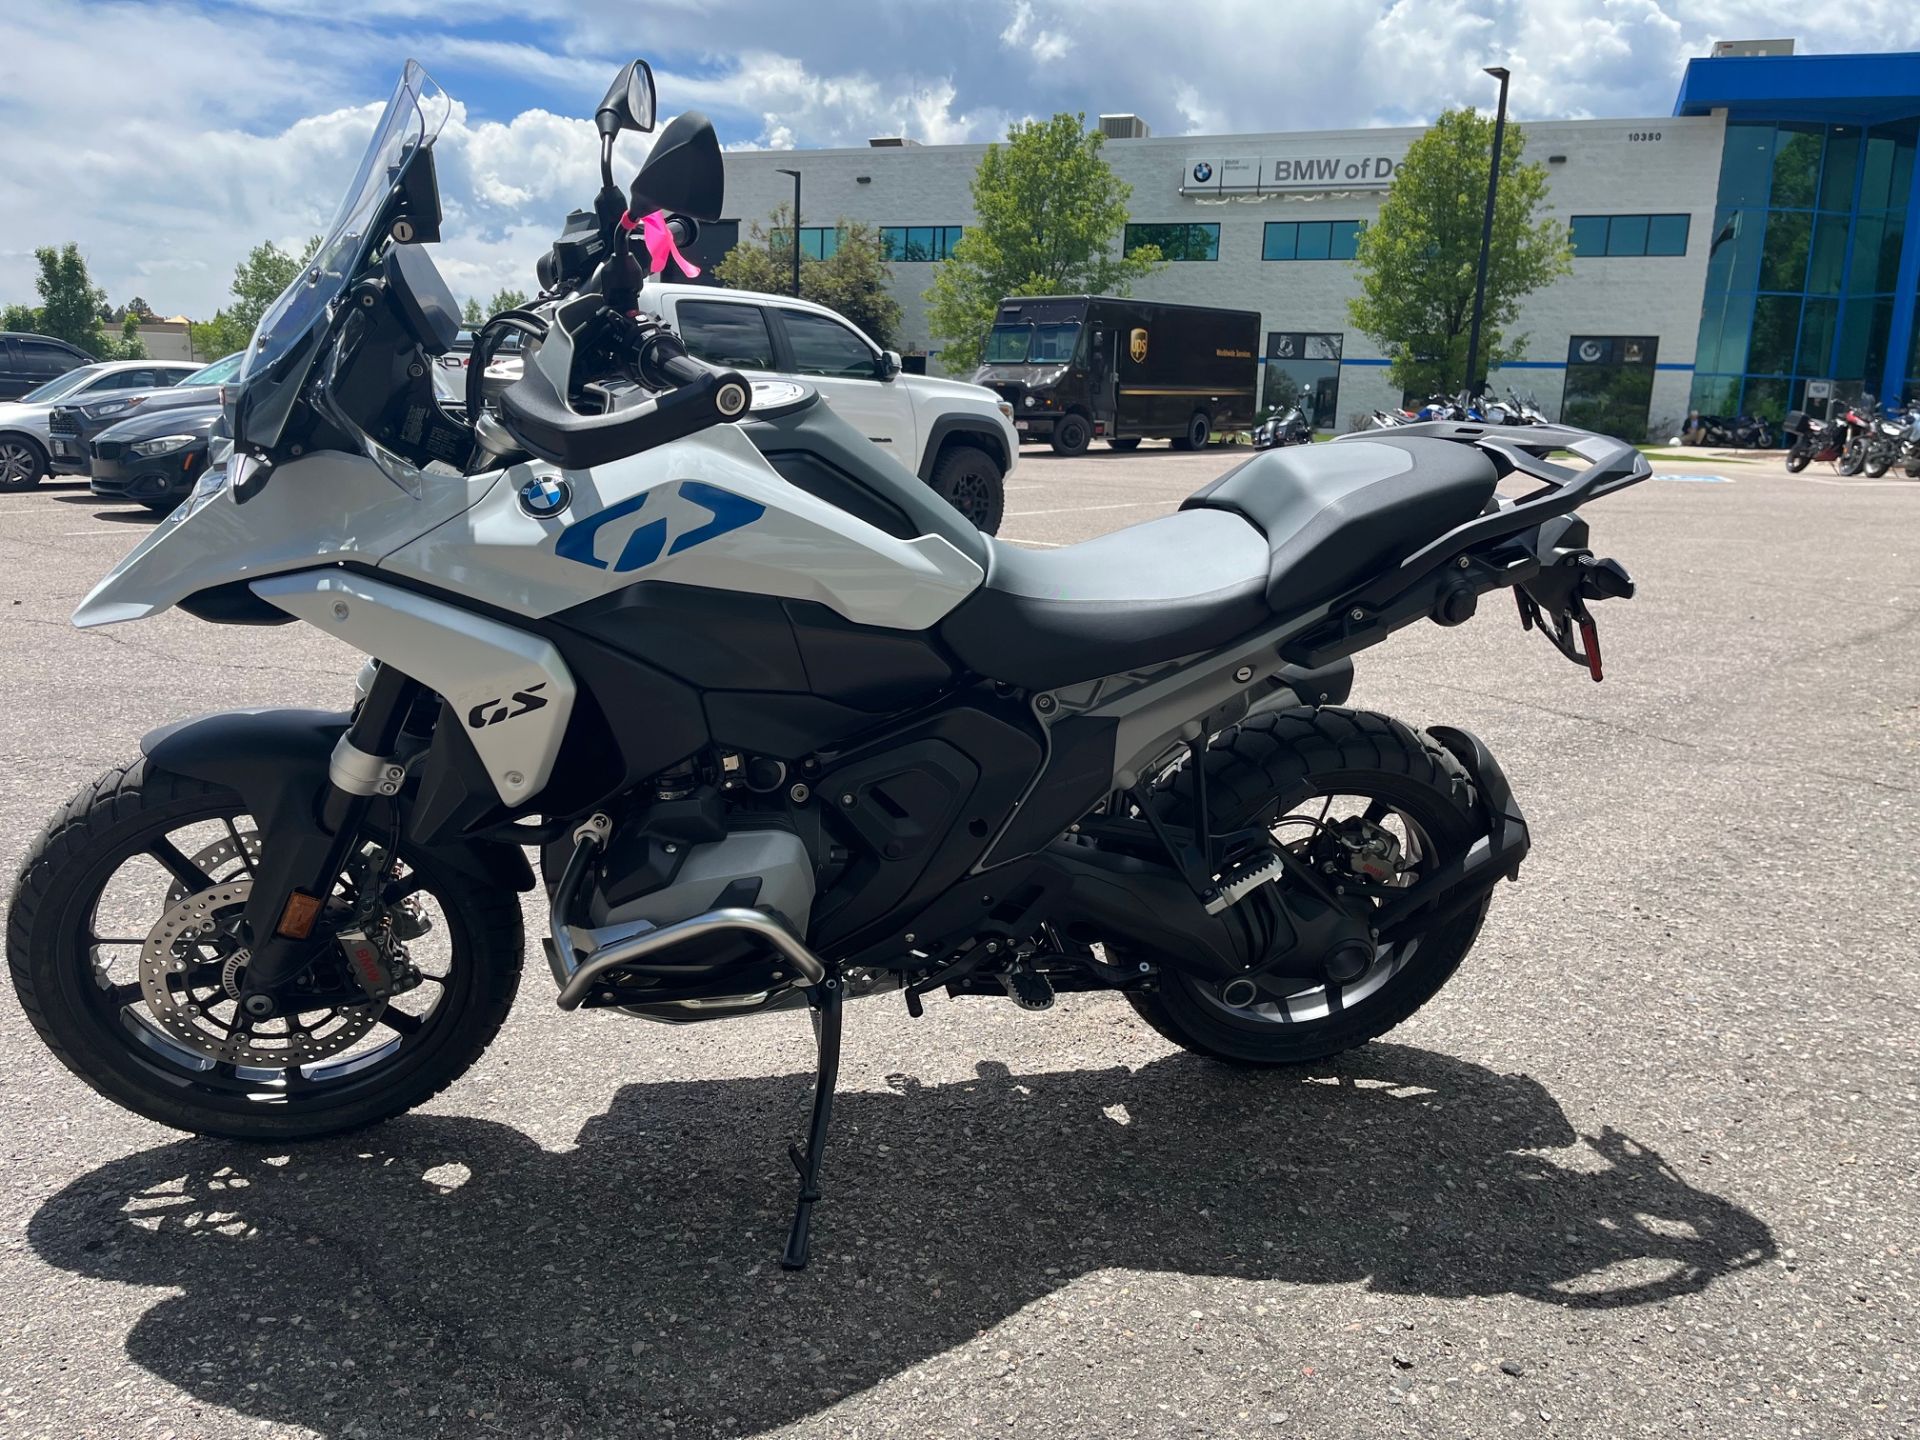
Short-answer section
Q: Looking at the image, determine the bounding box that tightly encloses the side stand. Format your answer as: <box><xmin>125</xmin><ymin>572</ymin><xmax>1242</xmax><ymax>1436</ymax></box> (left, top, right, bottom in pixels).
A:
<box><xmin>781</xmin><ymin>974</ymin><xmax>844</xmax><ymax>1270</ymax></box>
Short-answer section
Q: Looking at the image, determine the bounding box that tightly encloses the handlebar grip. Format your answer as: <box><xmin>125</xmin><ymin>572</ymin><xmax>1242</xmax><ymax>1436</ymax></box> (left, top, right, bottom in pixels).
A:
<box><xmin>637</xmin><ymin>333</ymin><xmax>751</xmax><ymax>421</ymax></box>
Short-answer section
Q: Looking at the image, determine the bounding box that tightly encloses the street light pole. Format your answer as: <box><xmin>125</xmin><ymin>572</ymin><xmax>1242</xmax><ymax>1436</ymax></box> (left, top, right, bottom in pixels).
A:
<box><xmin>1463</xmin><ymin>65</ymin><xmax>1511</xmax><ymax>398</ymax></box>
<box><xmin>775</xmin><ymin>167</ymin><xmax>802</xmax><ymax>298</ymax></box>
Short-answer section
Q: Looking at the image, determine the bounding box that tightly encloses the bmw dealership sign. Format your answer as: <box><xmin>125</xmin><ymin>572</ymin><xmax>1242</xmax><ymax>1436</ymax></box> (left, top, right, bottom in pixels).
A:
<box><xmin>1181</xmin><ymin>149</ymin><xmax>1405</xmax><ymax>196</ymax></box>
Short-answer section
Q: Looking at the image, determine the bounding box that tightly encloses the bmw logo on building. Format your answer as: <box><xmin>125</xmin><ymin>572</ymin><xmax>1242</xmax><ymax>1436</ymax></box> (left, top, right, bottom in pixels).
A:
<box><xmin>1192</xmin><ymin>161</ymin><xmax>1213</xmax><ymax>183</ymax></box>
<box><xmin>518</xmin><ymin>475</ymin><xmax>572</xmax><ymax>518</ymax></box>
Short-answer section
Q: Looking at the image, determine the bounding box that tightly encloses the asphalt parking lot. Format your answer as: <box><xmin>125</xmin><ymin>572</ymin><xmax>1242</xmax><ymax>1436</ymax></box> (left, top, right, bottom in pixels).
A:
<box><xmin>1</xmin><ymin>443</ymin><xmax>1917</xmax><ymax>1440</ymax></box>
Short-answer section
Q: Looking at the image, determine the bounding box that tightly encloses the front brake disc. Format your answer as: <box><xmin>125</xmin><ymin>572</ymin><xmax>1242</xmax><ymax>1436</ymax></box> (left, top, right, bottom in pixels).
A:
<box><xmin>138</xmin><ymin>879</ymin><xmax>382</xmax><ymax>1068</ymax></box>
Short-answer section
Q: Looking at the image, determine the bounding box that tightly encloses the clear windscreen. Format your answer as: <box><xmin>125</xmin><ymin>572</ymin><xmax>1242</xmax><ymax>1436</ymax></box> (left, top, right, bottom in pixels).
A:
<box><xmin>232</xmin><ymin>62</ymin><xmax>450</xmax><ymax>449</ymax></box>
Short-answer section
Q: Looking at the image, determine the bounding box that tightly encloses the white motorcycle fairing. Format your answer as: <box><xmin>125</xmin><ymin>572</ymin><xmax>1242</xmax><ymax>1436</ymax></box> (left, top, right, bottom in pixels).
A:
<box><xmin>75</xmin><ymin>418</ymin><xmax>983</xmax><ymax>640</ymax></box>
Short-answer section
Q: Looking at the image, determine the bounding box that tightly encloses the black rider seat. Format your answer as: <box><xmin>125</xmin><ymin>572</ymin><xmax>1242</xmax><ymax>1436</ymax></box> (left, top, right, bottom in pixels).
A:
<box><xmin>937</xmin><ymin>436</ymin><xmax>1498</xmax><ymax>689</ymax></box>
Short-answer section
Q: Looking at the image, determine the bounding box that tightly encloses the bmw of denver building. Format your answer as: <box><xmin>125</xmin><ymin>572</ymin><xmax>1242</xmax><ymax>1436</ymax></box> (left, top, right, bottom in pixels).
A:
<box><xmin>710</xmin><ymin>44</ymin><xmax>1920</xmax><ymax>441</ymax></box>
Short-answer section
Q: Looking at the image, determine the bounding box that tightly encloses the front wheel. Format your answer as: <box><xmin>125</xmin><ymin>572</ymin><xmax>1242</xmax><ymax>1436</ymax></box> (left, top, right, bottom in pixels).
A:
<box><xmin>927</xmin><ymin>443</ymin><xmax>1005</xmax><ymax>534</ymax></box>
<box><xmin>1049</xmin><ymin>413</ymin><xmax>1091</xmax><ymax>456</ymax></box>
<box><xmin>7</xmin><ymin>759</ymin><xmax>524</xmax><ymax>1140</ymax></box>
<box><xmin>1838</xmin><ymin>440</ymin><xmax>1867</xmax><ymax>476</ymax></box>
<box><xmin>1122</xmin><ymin>708</ymin><xmax>1490</xmax><ymax>1067</ymax></box>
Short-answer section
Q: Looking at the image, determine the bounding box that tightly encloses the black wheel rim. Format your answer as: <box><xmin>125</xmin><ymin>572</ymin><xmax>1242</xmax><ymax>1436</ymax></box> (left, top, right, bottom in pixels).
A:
<box><xmin>947</xmin><ymin>465</ymin><xmax>993</xmax><ymax>525</ymax></box>
<box><xmin>64</xmin><ymin>798</ymin><xmax>473</xmax><ymax>1111</ymax></box>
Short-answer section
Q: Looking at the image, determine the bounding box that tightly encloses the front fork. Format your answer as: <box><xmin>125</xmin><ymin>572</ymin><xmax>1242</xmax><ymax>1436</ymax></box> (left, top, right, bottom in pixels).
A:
<box><xmin>235</xmin><ymin>664</ymin><xmax>421</xmax><ymax>1016</ymax></box>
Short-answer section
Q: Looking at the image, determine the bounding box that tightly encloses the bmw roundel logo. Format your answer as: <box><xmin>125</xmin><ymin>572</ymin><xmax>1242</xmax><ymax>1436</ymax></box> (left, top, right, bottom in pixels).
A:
<box><xmin>1192</xmin><ymin>161</ymin><xmax>1213</xmax><ymax>182</ymax></box>
<box><xmin>518</xmin><ymin>475</ymin><xmax>572</xmax><ymax>518</ymax></box>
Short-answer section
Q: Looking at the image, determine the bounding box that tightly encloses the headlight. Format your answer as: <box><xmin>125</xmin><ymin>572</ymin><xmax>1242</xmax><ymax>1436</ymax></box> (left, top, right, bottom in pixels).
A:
<box><xmin>1023</xmin><ymin>395</ymin><xmax>1036</xmax><ymax>408</ymax></box>
<box><xmin>130</xmin><ymin>434</ymin><xmax>199</xmax><ymax>458</ymax></box>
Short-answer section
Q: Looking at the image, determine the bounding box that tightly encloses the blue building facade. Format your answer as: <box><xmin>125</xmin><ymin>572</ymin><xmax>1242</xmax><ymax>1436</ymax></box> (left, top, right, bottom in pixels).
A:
<box><xmin>1676</xmin><ymin>52</ymin><xmax>1920</xmax><ymax>417</ymax></box>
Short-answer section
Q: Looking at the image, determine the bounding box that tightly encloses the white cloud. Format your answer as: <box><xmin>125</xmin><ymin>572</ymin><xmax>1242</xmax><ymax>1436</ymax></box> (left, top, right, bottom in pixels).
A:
<box><xmin>3</xmin><ymin>0</ymin><xmax>1916</xmax><ymax>321</ymax></box>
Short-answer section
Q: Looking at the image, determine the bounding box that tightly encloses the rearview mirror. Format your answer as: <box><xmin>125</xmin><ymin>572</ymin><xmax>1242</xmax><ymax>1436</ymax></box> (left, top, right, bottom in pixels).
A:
<box><xmin>597</xmin><ymin>59</ymin><xmax>657</xmax><ymax>138</ymax></box>
<box><xmin>879</xmin><ymin>349</ymin><xmax>901</xmax><ymax>381</ymax></box>
<box><xmin>629</xmin><ymin>110</ymin><xmax>724</xmax><ymax>221</ymax></box>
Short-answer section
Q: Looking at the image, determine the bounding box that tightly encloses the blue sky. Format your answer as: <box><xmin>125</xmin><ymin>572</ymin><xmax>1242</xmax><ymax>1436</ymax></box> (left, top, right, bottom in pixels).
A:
<box><xmin>2</xmin><ymin>0</ymin><xmax>1915</xmax><ymax>321</ymax></box>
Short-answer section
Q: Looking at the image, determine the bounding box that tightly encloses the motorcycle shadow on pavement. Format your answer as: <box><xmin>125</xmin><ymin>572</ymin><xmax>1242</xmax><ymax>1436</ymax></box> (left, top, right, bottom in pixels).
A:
<box><xmin>30</xmin><ymin>1042</ymin><xmax>1773</xmax><ymax>1437</ymax></box>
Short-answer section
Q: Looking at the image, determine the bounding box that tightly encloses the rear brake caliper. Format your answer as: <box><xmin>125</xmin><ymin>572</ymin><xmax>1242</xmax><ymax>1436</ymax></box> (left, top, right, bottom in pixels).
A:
<box><xmin>1322</xmin><ymin>816</ymin><xmax>1406</xmax><ymax>886</ymax></box>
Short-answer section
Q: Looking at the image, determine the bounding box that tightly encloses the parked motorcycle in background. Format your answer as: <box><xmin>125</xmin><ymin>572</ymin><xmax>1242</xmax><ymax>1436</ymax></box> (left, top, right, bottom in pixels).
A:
<box><xmin>1833</xmin><ymin>395</ymin><xmax>1880</xmax><ymax>476</ymax></box>
<box><xmin>1781</xmin><ymin>407</ymin><xmax>1846</xmax><ymax>472</ymax></box>
<box><xmin>1680</xmin><ymin>411</ymin><xmax>1774</xmax><ymax>449</ymax></box>
<box><xmin>1253</xmin><ymin>384</ymin><xmax>1314</xmax><ymax>449</ymax></box>
<box><xmin>1859</xmin><ymin>400</ymin><xmax>1920</xmax><ymax>478</ymax></box>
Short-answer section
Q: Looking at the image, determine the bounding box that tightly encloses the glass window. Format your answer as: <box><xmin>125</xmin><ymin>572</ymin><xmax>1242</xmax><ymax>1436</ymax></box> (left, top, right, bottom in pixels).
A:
<box><xmin>95</xmin><ymin>368</ymin><xmax>157</xmax><ymax>390</ymax></box>
<box><xmin>17</xmin><ymin>364</ymin><xmax>101</xmax><ymax>402</ymax></box>
<box><xmin>1758</xmin><ymin>209</ymin><xmax>1811</xmax><ymax>292</ymax></box>
<box><xmin>1870</xmin><ymin>209</ymin><xmax>1905</xmax><ymax>292</ymax></box>
<box><xmin>1689</xmin><ymin>374</ymin><xmax>1742</xmax><ymax>417</ymax></box>
<box><xmin>1263</xmin><ymin>332</ymin><xmax>1343</xmax><ymax>428</ymax></box>
<box><xmin>1123</xmin><ymin>223</ymin><xmax>1219</xmax><ymax>261</ymax></box>
<box><xmin>1562</xmin><ymin>335</ymin><xmax>1659</xmax><ymax>439</ymax></box>
<box><xmin>881</xmin><ymin>226</ymin><xmax>964</xmax><ymax>262</ymax></box>
<box><xmin>1569</xmin><ymin>215</ymin><xmax>1608</xmax><ymax>256</ymax></box>
<box><xmin>1717</xmin><ymin>124</ymin><xmax>1778</xmax><ymax>207</ymax></box>
<box><xmin>1747</xmin><ymin>296</ymin><xmax>1800</xmax><ymax>375</ymax></box>
<box><xmin>1646</xmin><ymin>214</ymin><xmax>1690</xmax><ymax>256</ymax></box>
<box><xmin>779</xmin><ymin>308</ymin><xmax>879</xmax><ymax>379</ymax></box>
<box><xmin>1858</xmin><ymin>132</ymin><xmax>1900</xmax><ymax>211</ymax></box>
<box><xmin>1704</xmin><ymin>207</ymin><xmax>1764</xmax><ymax>294</ymax></box>
<box><xmin>1330</xmin><ymin>221</ymin><xmax>1362</xmax><ymax>260</ymax></box>
<box><xmin>1770</xmin><ymin>124</ymin><xmax>1824</xmax><ymax>209</ymax></box>
<box><xmin>1605</xmin><ymin>215</ymin><xmax>1650</xmax><ymax>257</ymax></box>
<box><xmin>1262</xmin><ymin>223</ymin><xmax>1297</xmax><ymax>261</ymax></box>
<box><xmin>1741</xmin><ymin>376</ymin><xmax>1790</xmax><ymax>423</ymax></box>
<box><xmin>1295</xmin><ymin>222</ymin><xmax>1331</xmax><ymax>260</ymax></box>
<box><xmin>20</xmin><ymin>339</ymin><xmax>82</xmax><ymax>377</ymax></box>
<box><xmin>1819</xmin><ymin>127</ymin><xmax>1860</xmax><ymax>212</ymax></box>
<box><xmin>677</xmin><ymin>300</ymin><xmax>776</xmax><ymax>370</ymax></box>
<box><xmin>183</xmin><ymin>352</ymin><xmax>244</xmax><ymax>387</ymax></box>
<box><xmin>1835</xmin><ymin>295</ymin><xmax>1894</xmax><ymax>381</ymax></box>
<box><xmin>1696</xmin><ymin>292</ymin><xmax>1753</xmax><ymax>374</ymax></box>
<box><xmin>1796</xmin><ymin>297</ymin><xmax>1839</xmax><ymax>375</ymax></box>
<box><xmin>1806</xmin><ymin>214</ymin><xmax>1850</xmax><ymax>295</ymax></box>
<box><xmin>775</xmin><ymin>227</ymin><xmax>840</xmax><ymax>261</ymax></box>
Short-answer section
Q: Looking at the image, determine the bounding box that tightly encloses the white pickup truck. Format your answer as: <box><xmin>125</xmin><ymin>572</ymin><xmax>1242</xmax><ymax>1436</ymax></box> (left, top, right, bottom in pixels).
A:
<box><xmin>641</xmin><ymin>284</ymin><xmax>1018</xmax><ymax>533</ymax></box>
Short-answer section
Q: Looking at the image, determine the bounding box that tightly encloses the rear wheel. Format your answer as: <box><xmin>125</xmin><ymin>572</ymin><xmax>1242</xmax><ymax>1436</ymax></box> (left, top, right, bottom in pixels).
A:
<box><xmin>1050</xmin><ymin>413</ymin><xmax>1091</xmax><ymax>456</ymax></box>
<box><xmin>0</xmin><ymin>435</ymin><xmax>48</xmax><ymax>490</ymax></box>
<box><xmin>1170</xmin><ymin>412</ymin><xmax>1212</xmax><ymax>452</ymax></box>
<box><xmin>1865</xmin><ymin>450</ymin><xmax>1892</xmax><ymax>478</ymax></box>
<box><xmin>7</xmin><ymin>759</ymin><xmax>523</xmax><ymax>1140</ymax></box>
<box><xmin>1122</xmin><ymin>708</ymin><xmax>1490</xmax><ymax>1067</ymax></box>
<box><xmin>927</xmin><ymin>443</ymin><xmax>1005</xmax><ymax>534</ymax></box>
<box><xmin>1783</xmin><ymin>445</ymin><xmax>1811</xmax><ymax>473</ymax></box>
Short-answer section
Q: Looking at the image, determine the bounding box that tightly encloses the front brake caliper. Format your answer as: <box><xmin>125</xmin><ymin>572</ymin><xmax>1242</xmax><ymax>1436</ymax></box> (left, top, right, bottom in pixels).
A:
<box><xmin>335</xmin><ymin>928</ymin><xmax>395</xmax><ymax>1000</ymax></box>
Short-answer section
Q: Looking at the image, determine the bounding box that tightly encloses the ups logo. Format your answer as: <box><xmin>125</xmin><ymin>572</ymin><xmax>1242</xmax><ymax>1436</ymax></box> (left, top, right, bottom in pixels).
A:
<box><xmin>1129</xmin><ymin>328</ymin><xmax>1149</xmax><ymax>364</ymax></box>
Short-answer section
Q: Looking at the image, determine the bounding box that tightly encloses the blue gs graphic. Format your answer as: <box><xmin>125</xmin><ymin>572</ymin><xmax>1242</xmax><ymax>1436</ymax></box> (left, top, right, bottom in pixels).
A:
<box><xmin>554</xmin><ymin>481</ymin><xmax>767</xmax><ymax>573</ymax></box>
<box><xmin>517</xmin><ymin>475</ymin><xmax>572</xmax><ymax>517</ymax></box>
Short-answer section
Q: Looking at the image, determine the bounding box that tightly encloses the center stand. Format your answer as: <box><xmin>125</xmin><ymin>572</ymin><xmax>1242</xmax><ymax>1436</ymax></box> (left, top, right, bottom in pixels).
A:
<box><xmin>781</xmin><ymin>973</ymin><xmax>844</xmax><ymax>1270</ymax></box>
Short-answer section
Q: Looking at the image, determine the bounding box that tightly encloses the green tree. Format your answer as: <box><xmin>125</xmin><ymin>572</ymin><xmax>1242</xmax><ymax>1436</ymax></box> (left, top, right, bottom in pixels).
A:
<box><xmin>103</xmin><ymin>312</ymin><xmax>148</xmax><ymax>360</ymax></box>
<box><xmin>30</xmin><ymin>244</ymin><xmax>112</xmax><ymax>355</ymax></box>
<box><xmin>924</xmin><ymin>113</ymin><xmax>1160</xmax><ymax>373</ymax></box>
<box><xmin>190</xmin><ymin>237</ymin><xmax>321</xmax><ymax>359</ymax></box>
<box><xmin>463</xmin><ymin>289</ymin><xmax>533</xmax><ymax>327</ymax></box>
<box><xmin>1346</xmin><ymin>107</ymin><xmax>1570</xmax><ymax>397</ymax></box>
<box><xmin>714</xmin><ymin>207</ymin><xmax>902</xmax><ymax>348</ymax></box>
<box><xmin>2</xmin><ymin>303</ymin><xmax>38</xmax><ymax>332</ymax></box>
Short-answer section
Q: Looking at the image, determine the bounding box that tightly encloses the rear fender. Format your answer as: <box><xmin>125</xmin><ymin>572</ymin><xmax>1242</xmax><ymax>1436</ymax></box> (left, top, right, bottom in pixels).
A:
<box><xmin>140</xmin><ymin>708</ymin><xmax>535</xmax><ymax>894</ymax></box>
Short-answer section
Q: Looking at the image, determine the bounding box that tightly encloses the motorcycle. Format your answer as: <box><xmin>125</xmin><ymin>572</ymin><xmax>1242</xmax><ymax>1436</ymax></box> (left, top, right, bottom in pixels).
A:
<box><xmin>1859</xmin><ymin>402</ymin><xmax>1920</xmax><ymax>478</ymax></box>
<box><xmin>1252</xmin><ymin>385</ymin><xmax>1314</xmax><ymax>449</ymax></box>
<box><xmin>1781</xmin><ymin>408</ymin><xmax>1845</xmax><ymax>472</ymax></box>
<box><xmin>1681</xmin><ymin>412</ymin><xmax>1773</xmax><ymax>449</ymax></box>
<box><xmin>3</xmin><ymin>58</ymin><xmax>1650</xmax><ymax>1271</ymax></box>
<box><xmin>1833</xmin><ymin>396</ymin><xmax>1880</xmax><ymax>476</ymax></box>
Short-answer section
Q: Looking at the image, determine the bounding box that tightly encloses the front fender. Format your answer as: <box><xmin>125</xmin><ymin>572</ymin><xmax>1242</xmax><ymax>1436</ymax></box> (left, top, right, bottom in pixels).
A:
<box><xmin>141</xmin><ymin>708</ymin><xmax>535</xmax><ymax>893</ymax></box>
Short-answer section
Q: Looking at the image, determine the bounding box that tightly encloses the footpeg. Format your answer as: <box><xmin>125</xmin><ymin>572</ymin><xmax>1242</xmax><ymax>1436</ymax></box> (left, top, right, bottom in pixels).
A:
<box><xmin>1001</xmin><ymin>966</ymin><xmax>1055</xmax><ymax>1011</ymax></box>
<box><xmin>1204</xmin><ymin>850</ymin><xmax>1283</xmax><ymax>914</ymax></box>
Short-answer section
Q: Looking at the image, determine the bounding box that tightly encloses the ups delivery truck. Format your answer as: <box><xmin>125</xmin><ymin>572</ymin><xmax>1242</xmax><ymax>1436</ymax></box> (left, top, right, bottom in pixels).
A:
<box><xmin>972</xmin><ymin>295</ymin><xmax>1259</xmax><ymax>454</ymax></box>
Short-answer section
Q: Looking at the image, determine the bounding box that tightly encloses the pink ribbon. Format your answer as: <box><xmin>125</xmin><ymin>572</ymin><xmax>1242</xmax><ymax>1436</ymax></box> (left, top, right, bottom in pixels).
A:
<box><xmin>627</xmin><ymin>208</ymin><xmax>701</xmax><ymax>279</ymax></box>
